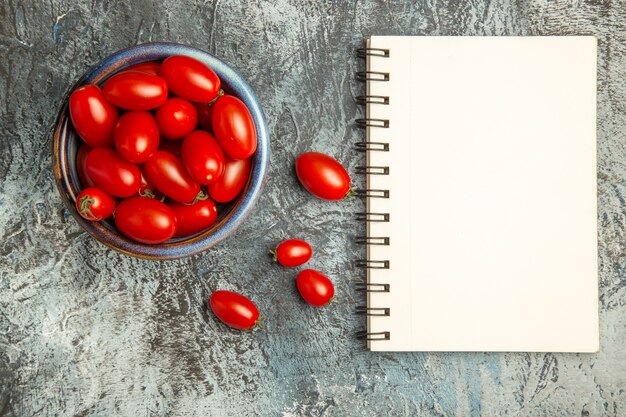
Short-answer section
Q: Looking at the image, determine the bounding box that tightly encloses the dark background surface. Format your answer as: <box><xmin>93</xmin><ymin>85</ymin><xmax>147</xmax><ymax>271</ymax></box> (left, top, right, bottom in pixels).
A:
<box><xmin>1</xmin><ymin>1</ymin><xmax>625</xmax><ymax>416</ymax></box>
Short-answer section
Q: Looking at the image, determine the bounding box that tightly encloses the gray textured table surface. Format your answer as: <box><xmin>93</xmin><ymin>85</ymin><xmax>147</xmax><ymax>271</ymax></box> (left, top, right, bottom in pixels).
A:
<box><xmin>1</xmin><ymin>1</ymin><xmax>625</xmax><ymax>416</ymax></box>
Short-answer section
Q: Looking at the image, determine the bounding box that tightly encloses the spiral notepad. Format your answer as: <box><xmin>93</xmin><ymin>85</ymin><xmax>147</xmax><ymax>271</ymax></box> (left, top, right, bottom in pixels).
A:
<box><xmin>355</xmin><ymin>36</ymin><xmax>599</xmax><ymax>352</ymax></box>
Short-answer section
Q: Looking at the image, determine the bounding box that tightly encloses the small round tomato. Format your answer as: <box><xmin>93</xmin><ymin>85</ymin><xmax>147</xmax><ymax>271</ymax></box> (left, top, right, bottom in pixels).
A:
<box><xmin>143</xmin><ymin>150</ymin><xmax>201</xmax><ymax>204</ymax></box>
<box><xmin>274</xmin><ymin>239</ymin><xmax>312</xmax><ymax>267</ymax></box>
<box><xmin>207</xmin><ymin>157</ymin><xmax>250</xmax><ymax>203</ymax></box>
<box><xmin>194</xmin><ymin>102</ymin><xmax>213</xmax><ymax>132</ymax></box>
<box><xmin>296</xmin><ymin>269</ymin><xmax>334</xmax><ymax>307</ymax></box>
<box><xmin>181</xmin><ymin>130</ymin><xmax>225</xmax><ymax>185</ymax></box>
<box><xmin>209</xmin><ymin>290</ymin><xmax>259</xmax><ymax>330</ymax></box>
<box><xmin>69</xmin><ymin>85</ymin><xmax>118</xmax><ymax>147</ymax></box>
<box><xmin>295</xmin><ymin>152</ymin><xmax>350</xmax><ymax>201</ymax></box>
<box><xmin>158</xmin><ymin>139</ymin><xmax>182</xmax><ymax>157</ymax></box>
<box><xmin>160</xmin><ymin>55</ymin><xmax>221</xmax><ymax>102</ymax></box>
<box><xmin>85</xmin><ymin>148</ymin><xmax>141</xmax><ymax>198</ymax></box>
<box><xmin>114</xmin><ymin>111</ymin><xmax>160</xmax><ymax>163</ymax></box>
<box><xmin>138</xmin><ymin>171</ymin><xmax>164</xmax><ymax>201</ymax></box>
<box><xmin>75</xmin><ymin>187</ymin><xmax>116</xmax><ymax>221</ymax></box>
<box><xmin>212</xmin><ymin>95</ymin><xmax>257</xmax><ymax>160</ymax></box>
<box><xmin>123</xmin><ymin>61</ymin><xmax>161</xmax><ymax>76</ymax></box>
<box><xmin>155</xmin><ymin>97</ymin><xmax>198</xmax><ymax>140</ymax></box>
<box><xmin>114</xmin><ymin>196</ymin><xmax>177</xmax><ymax>244</ymax></box>
<box><xmin>102</xmin><ymin>71</ymin><xmax>168</xmax><ymax>110</ymax></box>
<box><xmin>169</xmin><ymin>198</ymin><xmax>218</xmax><ymax>238</ymax></box>
<box><xmin>76</xmin><ymin>144</ymin><xmax>95</xmax><ymax>187</ymax></box>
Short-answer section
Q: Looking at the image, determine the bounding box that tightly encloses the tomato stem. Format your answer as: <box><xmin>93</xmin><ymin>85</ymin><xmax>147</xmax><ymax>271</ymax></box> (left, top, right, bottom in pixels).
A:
<box><xmin>344</xmin><ymin>188</ymin><xmax>356</xmax><ymax>198</ymax></box>
<box><xmin>268</xmin><ymin>249</ymin><xmax>278</xmax><ymax>263</ymax></box>
<box><xmin>207</xmin><ymin>89</ymin><xmax>225</xmax><ymax>106</ymax></box>
<box><xmin>139</xmin><ymin>189</ymin><xmax>157</xmax><ymax>199</ymax></box>
<box><xmin>188</xmin><ymin>189</ymin><xmax>209</xmax><ymax>205</ymax></box>
<box><xmin>79</xmin><ymin>195</ymin><xmax>97</xmax><ymax>220</ymax></box>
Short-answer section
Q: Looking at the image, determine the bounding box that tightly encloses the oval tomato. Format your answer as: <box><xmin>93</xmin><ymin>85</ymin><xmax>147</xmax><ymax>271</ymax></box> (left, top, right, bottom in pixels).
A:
<box><xmin>143</xmin><ymin>150</ymin><xmax>201</xmax><ymax>203</ymax></box>
<box><xmin>114</xmin><ymin>111</ymin><xmax>160</xmax><ymax>163</ymax></box>
<box><xmin>295</xmin><ymin>152</ymin><xmax>350</xmax><ymax>201</ymax></box>
<box><xmin>181</xmin><ymin>130</ymin><xmax>225</xmax><ymax>185</ymax></box>
<box><xmin>76</xmin><ymin>144</ymin><xmax>95</xmax><ymax>187</ymax></box>
<box><xmin>207</xmin><ymin>157</ymin><xmax>250</xmax><ymax>203</ymax></box>
<box><xmin>75</xmin><ymin>187</ymin><xmax>116</xmax><ymax>221</ymax></box>
<box><xmin>102</xmin><ymin>71</ymin><xmax>168</xmax><ymax>110</ymax></box>
<box><xmin>123</xmin><ymin>61</ymin><xmax>161</xmax><ymax>76</ymax></box>
<box><xmin>296</xmin><ymin>269</ymin><xmax>334</xmax><ymax>307</ymax></box>
<box><xmin>209</xmin><ymin>290</ymin><xmax>259</xmax><ymax>330</ymax></box>
<box><xmin>69</xmin><ymin>85</ymin><xmax>118</xmax><ymax>147</ymax></box>
<box><xmin>115</xmin><ymin>196</ymin><xmax>177</xmax><ymax>244</ymax></box>
<box><xmin>160</xmin><ymin>55</ymin><xmax>221</xmax><ymax>102</ymax></box>
<box><xmin>85</xmin><ymin>148</ymin><xmax>141</xmax><ymax>198</ymax></box>
<box><xmin>194</xmin><ymin>102</ymin><xmax>213</xmax><ymax>132</ymax></box>
<box><xmin>274</xmin><ymin>239</ymin><xmax>312</xmax><ymax>267</ymax></box>
<box><xmin>155</xmin><ymin>97</ymin><xmax>198</xmax><ymax>140</ymax></box>
<box><xmin>158</xmin><ymin>139</ymin><xmax>182</xmax><ymax>157</ymax></box>
<box><xmin>169</xmin><ymin>198</ymin><xmax>218</xmax><ymax>238</ymax></box>
<box><xmin>212</xmin><ymin>95</ymin><xmax>257</xmax><ymax>160</ymax></box>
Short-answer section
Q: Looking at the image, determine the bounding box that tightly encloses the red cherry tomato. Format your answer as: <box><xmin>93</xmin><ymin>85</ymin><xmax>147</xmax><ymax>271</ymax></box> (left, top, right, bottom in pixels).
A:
<box><xmin>102</xmin><ymin>71</ymin><xmax>168</xmax><ymax>110</ymax></box>
<box><xmin>160</xmin><ymin>55</ymin><xmax>221</xmax><ymax>103</ymax></box>
<box><xmin>212</xmin><ymin>95</ymin><xmax>257</xmax><ymax>160</ymax></box>
<box><xmin>69</xmin><ymin>85</ymin><xmax>118</xmax><ymax>147</ymax></box>
<box><xmin>114</xmin><ymin>111</ymin><xmax>160</xmax><ymax>163</ymax></box>
<box><xmin>139</xmin><ymin>171</ymin><xmax>165</xmax><ymax>201</ymax></box>
<box><xmin>207</xmin><ymin>157</ymin><xmax>250</xmax><ymax>203</ymax></box>
<box><xmin>143</xmin><ymin>150</ymin><xmax>201</xmax><ymax>203</ymax></box>
<box><xmin>296</xmin><ymin>269</ymin><xmax>335</xmax><ymax>307</ymax></box>
<box><xmin>123</xmin><ymin>61</ymin><xmax>161</xmax><ymax>76</ymax></box>
<box><xmin>274</xmin><ymin>239</ymin><xmax>312</xmax><ymax>267</ymax></box>
<box><xmin>155</xmin><ymin>97</ymin><xmax>198</xmax><ymax>140</ymax></box>
<box><xmin>85</xmin><ymin>148</ymin><xmax>141</xmax><ymax>198</ymax></box>
<box><xmin>76</xmin><ymin>144</ymin><xmax>95</xmax><ymax>187</ymax></box>
<box><xmin>194</xmin><ymin>102</ymin><xmax>214</xmax><ymax>132</ymax></box>
<box><xmin>295</xmin><ymin>152</ymin><xmax>350</xmax><ymax>201</ymax></box>
<box><xmin>169</xmin><ymin>198</ymin><xmax>218</xmax><ymax>238</ymax></box>
<box><xmin>159</xmin><ymin>139</ymin><xmax>182</xmax><ymax>157</ymax></box>
<box><xmin>75</xmin><ymin>187</ymin><xmax>116</xmax><ymax>221</ymax></box>
<box><xmin>114</xmin><ymin>197</ymin><xmax>177</xmax><ymax>244</ymax></box>
<box><xmin>209</xmin><ymin>290</ymin><xmax>259</xmax><ymax>330</ymax></box>
<box><xmin>181</xmin><ymin>130</ymin><xmax>225</xmax><ymax>185</ymax></box>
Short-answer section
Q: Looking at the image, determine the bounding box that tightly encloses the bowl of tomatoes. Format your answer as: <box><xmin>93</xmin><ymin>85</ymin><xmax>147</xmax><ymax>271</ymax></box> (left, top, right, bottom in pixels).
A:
<box><xmin>52</xmin><ymin>43</ymin><xmax>270</xmax><ymax>259</ymax></box>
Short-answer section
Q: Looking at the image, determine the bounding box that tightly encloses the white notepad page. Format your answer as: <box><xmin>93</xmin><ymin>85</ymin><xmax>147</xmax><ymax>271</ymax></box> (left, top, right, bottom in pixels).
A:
<box><xmin>365</xmin><ymin>36</ymin><xmax>598</xmax><ymax>352</ymax></box>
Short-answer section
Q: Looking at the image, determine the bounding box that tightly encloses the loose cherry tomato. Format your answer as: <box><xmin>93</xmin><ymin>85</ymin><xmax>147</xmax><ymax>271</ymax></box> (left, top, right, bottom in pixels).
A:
<box><xmin>155</xmin><ymin>97</ymin><xmax>198</xmax><ymax>140</ymax></box>
<box><xmin>295</xmin><ymin>152</ymin><xmax>350</xmax><ymax>201</ymax></box>
<box><xmin>160</xmin><ymin>55</ymin><xmax>221</xmax><ymax>102</ymax></box>
<box><xmin>169</xmin><ymin>198</ymin><xmax>218</xmax><ymax>238</ymax></box>
<box><xmin>207</xmin><ymin>157</ymin><xmax>250</xmax><ymax>203</ymax></box>
<box><xmin>296</xmin><ymin>269</ymin><xmax>334</xmax><ymax>307</ymax></box>
<box><xmin>85</xmin><ymin>148</ymin><xmax>141</xmax><ymax>198</ymax></box>
<box><xmin>123</xmin><ymin>61</ymin><xmax>161</xmax><ymax>76</ymax></box>
<box><xmin>75</xmin><ymin>187</ymin><xmax>116</xmax><ymax>221</ymax></box>
<box><xmin>194</xmin><ymin>102</ymin><xmax>214</xmax><ymax>132</ymax></box>
<box><xmin>209</xmin><ymin>290</ymin><xmax>259</xmax><ymax>330</ymax></box>
<box><xmin>69</xmin><ymin>85</ymin><xmax>118</xmax><ymax>147</ymax></box>
<box><xmin>143</xmin><ymin>150</ymin><xmax>201</xmax><ymax>203</ymax></box>
<box><xmin>274</xmin><ymin>239</ymin><xmax>312</xmax><ymax>267</ymax></box>
<box><xmin>114</xmin><ymin>111</ymin><xmax>160</xmax><ymax>163</ymax></box>
<box><xmin>114</xmin><ymin>196</ymin><xmax>177</xmax><ymax>244</ymax></box>
<box><xmin>181</xmin><ymin>130</ymin><xmax>225</xmax><ymax>185</ymax></box>
<box><xmin>212</xmin><ymin>95</ymin><xmax>257</xmax><ymax>160</ymax></box>
<box><xmin>102</xmin><ymin>71</ymin><xmax>168</xmax><ymax>110</ymax></box>
<box><xmin>158</xmin><ymin>139</ymin><xmax>182</xmax><ymax>157</ymax></box>
<box><xmin>76</xmin><ymin>144</ymin><xmax>95</xmax><ymax>187</ymax></box>
<box><xmin>139</xmin><ymin>171</ymin><xmax>164</xmax><ymax>201</ymax></box>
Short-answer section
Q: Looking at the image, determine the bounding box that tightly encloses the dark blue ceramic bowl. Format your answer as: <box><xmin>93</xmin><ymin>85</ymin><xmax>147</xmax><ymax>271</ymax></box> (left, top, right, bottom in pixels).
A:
<box><xmin>52</xmin><ymin>43</ymin><xmax>270</xmax><ymax>259</ymax></box>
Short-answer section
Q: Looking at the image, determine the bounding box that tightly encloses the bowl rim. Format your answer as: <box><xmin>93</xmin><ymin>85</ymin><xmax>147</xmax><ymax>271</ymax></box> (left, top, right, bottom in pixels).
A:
<box><xmin>52</xmin><ymin>42</ymin><xmax>270</xmax><ymax>260</ymax></box>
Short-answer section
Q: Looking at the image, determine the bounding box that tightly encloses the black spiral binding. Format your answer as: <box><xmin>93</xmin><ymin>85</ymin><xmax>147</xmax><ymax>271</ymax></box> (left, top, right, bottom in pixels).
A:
<box><xmin>355</xmin><ymin>44</ymin><xmax>392</xmax><ymax>343</ymax></box>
